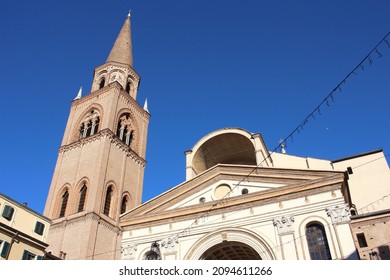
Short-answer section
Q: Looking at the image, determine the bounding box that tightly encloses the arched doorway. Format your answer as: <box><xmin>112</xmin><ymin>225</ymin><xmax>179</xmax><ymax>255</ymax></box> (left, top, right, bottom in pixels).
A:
<box><xmin>200</xmin><ymin>241</ymin><xmax>262</xmax><ymax>260</ymax></box>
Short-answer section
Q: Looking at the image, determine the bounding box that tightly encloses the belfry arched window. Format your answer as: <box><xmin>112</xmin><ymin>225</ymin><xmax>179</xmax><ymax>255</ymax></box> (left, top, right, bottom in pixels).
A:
<box><xmin>77</xmin><ymin>183</ymin><xmax>87</xmax><ymax>212</ymax></box>
<box><xmin>116</xmin><ymin>113</ymin><xmax>134</xmax><ymax>146</ymax></box>
<box><xmin>125</xmin><ymin>81</ymin><xmax>131</xmax><ymax>94</ymax></box>
<box><xmin>59</xmin><ymin>190</ymin><xmax>69</xmax><ymax>218</ymax></box>
<box><xmin>79</xmin><ymin>110</ymin><xmax>100</xmax><ymax>139</ymax></box>
<box><xmin>103</xmin><ymin>186</ymin><xmax>113</xmax><ymax>216</ymax></box>
<box><xmin>306</xmin><ymin>222</ymin><xmax>332</xmax><ymax>260</ymax></box>
<box><xmin>99</xmin><ymin>78</ymin><xmax>105</xmax><ymax>89</ymax></box>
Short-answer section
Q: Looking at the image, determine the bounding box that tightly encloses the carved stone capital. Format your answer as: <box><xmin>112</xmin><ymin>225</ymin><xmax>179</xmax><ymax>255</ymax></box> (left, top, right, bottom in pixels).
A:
<box><xmin>160</xmin><ymin>237</ymin><xmax>179</xmax><ymax>255</ymax></box>
<box><xmin>273</xmin><ymin>215</ymin><xmax>295</xmax><ymax>234</ymax></box>
<box><xmin>121</xmin><ymin>244</ymin><xmax>137</xmax><ymax>260</ymax></box>
<box><xmin>326</xmin><ymin>204</ymin><xmax>350</xmax><ymax>224</ymax></box>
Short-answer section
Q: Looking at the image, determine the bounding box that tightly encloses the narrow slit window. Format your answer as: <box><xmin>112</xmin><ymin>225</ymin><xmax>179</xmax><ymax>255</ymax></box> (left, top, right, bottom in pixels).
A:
<box><xmin>78</xmin><ymin>184</ymin><xmax>87</xmax><ymax>212</ymax></box>
<box><xmin>99</xmin><ymin>78</ymin><xmax>105</xmax><ymax>89</ymax></box>
<box><xmin>120</xmin><ymin>196</ymin><xmax>128</xmax><ymax>214</ymax></box>
<box><xmin>103</xmin><ymin>187</ymin><xmax>113</xmax><ymax>216</ymax></box>
<box><xmin>59</xmin><ymin>190</ymin><xmax>69</xmax><ymax>218</ymax></box>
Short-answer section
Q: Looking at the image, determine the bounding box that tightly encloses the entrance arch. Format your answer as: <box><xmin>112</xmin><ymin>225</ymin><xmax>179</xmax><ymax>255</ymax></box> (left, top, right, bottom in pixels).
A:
<box><xmin>200</xmin><ymin>241</ymin><xmax>262</xmax><ymax>260</ymax></box>
<box><xmin>185</xmin><ymin>228</ymin><xmax>275</xmax><ymax>260</ymax></box>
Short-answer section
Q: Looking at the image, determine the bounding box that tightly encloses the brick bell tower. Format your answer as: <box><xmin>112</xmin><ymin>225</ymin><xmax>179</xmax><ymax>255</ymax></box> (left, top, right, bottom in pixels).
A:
<box><xmin>43</xmin><ymin>12</ymin><xmax>150</xmax><ymax>260</ymax></box>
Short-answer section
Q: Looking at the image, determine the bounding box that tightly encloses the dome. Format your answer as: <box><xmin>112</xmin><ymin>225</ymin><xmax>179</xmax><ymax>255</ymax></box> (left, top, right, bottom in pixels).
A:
<box><xmin>191</xmin><ymin>128</ymin><xmax>257</xmax><ymax>175</ymax></box>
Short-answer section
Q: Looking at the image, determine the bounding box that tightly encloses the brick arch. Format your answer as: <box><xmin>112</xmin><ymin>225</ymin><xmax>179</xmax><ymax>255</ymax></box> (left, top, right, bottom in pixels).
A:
<box><xmin>120</xmin><ymin>191</ymin><xmax>133</xmax><ymax>215</ymax></box>
<box><xmin>71</xmin><ymin>104</ymin><xmax>104</xmax><ymax>142</ymax></box>
<box><xmin>114</xmin><ymin>108</ymin><xmax>140</xmax><ymax>154</ymax></box>
<box><xmin>53</xmin><ymin>184</ymin><xmax>72</xmax><ymax>219</ymax></box>
<box><xmin>102</xmin><ymin>181</ymin><xmax>118</xmax><ymax>220</ymax></box>
<box><xmin>185</xmin><ymin>227</ymin><xmax>276</xmax><ymax>260</ymax></box>
<box><xmin>72</xmin><ymin>177</ymin><xmax>90</xmax><ymax>213</ymax></box>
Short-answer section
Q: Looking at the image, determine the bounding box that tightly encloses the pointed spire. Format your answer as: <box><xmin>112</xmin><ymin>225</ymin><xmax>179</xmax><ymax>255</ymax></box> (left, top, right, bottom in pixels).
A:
<box><xmin>74</xmin><ymin>86</ymin><xmax>82</xmax><ymax>100</ymax></box>
<box><xmin>106</xmin><ymin>13</ymin><xmax>133</xmax><ymax>66</ymax></box>
<box><xmin>143</xmin><ymin>98</ymin><xmax>149</xmax><ymax>113</ymax></box>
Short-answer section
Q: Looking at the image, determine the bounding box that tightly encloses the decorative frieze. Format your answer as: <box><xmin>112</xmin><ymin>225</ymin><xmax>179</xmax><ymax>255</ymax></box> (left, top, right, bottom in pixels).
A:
<box><xmin>273</xmin><ymin>215</ymin><xmax>295</xmax><ymax>234</ymax></box>
<box><xmin>326</xmin><ymin>204</ymin><xmax>350</xmax><ymax>224</ymax></box>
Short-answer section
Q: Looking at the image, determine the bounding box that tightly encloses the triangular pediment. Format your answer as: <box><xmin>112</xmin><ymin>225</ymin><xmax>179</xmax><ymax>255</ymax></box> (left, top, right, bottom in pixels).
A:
<box><xmin>120</xmin><ymin>164</ymin><xmax>346</xmax><ymax>228</ymax></box>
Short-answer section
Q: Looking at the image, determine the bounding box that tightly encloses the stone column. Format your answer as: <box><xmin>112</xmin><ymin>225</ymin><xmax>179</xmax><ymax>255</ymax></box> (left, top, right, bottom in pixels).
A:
<box><xmin>161</xmin><ymin>237</ymin><xmax>179</xmax><ymax>260</ymax></box>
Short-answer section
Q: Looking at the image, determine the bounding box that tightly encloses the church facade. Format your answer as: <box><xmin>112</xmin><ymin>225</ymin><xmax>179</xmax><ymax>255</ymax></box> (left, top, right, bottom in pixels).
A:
<box><xmin>120</xmin><ymin>129</ymin><xmax>390</xmax><ymax>260</ymax></box>
<box><xmin>43</xmin><ymin>14</ymin><xmax>390</xmax><ymax>260</ymax></box>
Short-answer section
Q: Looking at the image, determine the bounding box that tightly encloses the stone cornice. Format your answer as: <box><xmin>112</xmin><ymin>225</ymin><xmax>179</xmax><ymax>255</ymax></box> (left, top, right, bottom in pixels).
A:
<box><xmin>58</xmin><ymin>128</ymin><xmax>146</xmax><ymax>167</ymax></box>
<box><xmin>49</xmin><ymin>212</ymin><xmax>122</xmax><ymax>235</ymax></box>
<box><xmin>125</xmin><ymin>164</ymin><xmax>345</xmax><ymax>217</ymax></box>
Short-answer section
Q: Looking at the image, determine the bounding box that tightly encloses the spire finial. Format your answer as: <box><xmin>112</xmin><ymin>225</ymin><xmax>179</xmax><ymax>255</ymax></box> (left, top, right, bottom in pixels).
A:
<box><xmin>74</xmin><ymin>86</ymin><xmax>82</xmax><ymax>100</ymax></box>
<box><xmin>143</xmin><ymin>98</ymin><xmax>149</xmax><ymax>113</ymax></box>
<box><xmin>128</xmin><ymin>10</ymin><xmax>131</xmax><ymax>18</ymax></box>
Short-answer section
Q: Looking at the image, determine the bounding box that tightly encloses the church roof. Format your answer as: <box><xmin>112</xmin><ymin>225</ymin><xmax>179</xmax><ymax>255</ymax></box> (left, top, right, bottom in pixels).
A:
<box><xmin>106</xmin><ymin>12</ymin><xmax>133</xmax><ymax>66</ymax></box>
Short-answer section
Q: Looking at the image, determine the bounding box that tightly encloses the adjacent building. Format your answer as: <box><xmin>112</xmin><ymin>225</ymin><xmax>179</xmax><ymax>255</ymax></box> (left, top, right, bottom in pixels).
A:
<box><xmin>0</xmin><ymin>193</ymin><xmax>51</xmax><ymax>260</ymax></box>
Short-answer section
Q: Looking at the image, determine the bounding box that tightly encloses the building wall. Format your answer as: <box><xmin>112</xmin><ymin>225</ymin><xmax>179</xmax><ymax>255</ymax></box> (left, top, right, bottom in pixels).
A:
<box><xmin>333</xmin><ymin>151</ymin><xmax>390</xmax><ymax>213</ymax></box>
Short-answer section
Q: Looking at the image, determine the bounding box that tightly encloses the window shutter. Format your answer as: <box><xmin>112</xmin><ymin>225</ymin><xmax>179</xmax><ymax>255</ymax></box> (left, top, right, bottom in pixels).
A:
<box><xmin>34</xmin><ymin>221</ymin><xmax>45</xmax><ymax>235</ymax></box>
<box><xmin>1</xmin><ymin>241</ymin><xmax>10</xmax><ymax>258</ymax></box>
<box><xmin>22</xmin><ymin>250</ymin><xmax>29</xmax><ymax>260</ymax></box>
<box><xmin>2</xmin><ymin>205</ymin><xmax>14</xmax><ymax>221</ymax></box>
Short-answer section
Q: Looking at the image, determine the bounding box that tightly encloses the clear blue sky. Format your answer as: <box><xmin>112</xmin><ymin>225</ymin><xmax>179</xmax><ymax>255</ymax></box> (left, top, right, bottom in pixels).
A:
<box><xmin>0</xmin><ymin>0</ymin><xmax>389</xmax><ymax>214</ymax></box>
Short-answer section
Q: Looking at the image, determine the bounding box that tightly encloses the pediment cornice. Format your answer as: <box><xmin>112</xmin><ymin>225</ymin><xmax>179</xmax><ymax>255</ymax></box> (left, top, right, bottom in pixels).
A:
<box><xmin>120</xmin><ymin>165</ymin><xmax>347</xmax><ymax>228</ymax></box>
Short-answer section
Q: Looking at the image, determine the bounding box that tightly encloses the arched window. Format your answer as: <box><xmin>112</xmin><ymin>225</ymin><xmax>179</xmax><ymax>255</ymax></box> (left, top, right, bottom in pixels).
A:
<box><xmin>78</xmin><ymin>184</ymin><xmax>87</xmax><ymax>212</ymax></box>
<box><xmin>306</xmin><ymin>223</ymin><xmax>331</xmax><ymax>260</ymax></box>
<box><xmin>59</xmin><ymin>190</ymin><xmax>69</xmax><ymax>218</ymax></box>
<box><xmin>116</xmin><ymin>113</ymin><xmax>134</xmax><ymax>147</ymax></box>
<box><xmin>103</xmin><ymin>186</ymin><xmax>113</xmax><ymax>216</ymax></box>
<box><xmin>125</xmin><ymin>81</ymin><xmax>131</xmax><ymax>93</ymax></box>
<box><xmin>99</xmin><ymin>78</ymin><xmax>105</xmax><ymax>89</ymax></box>
<box><xmin>78</xmin><ymin>110</ymin><xmax>100</xmax><ymax>139</ymax></box>
<box><xmin>120</xmin><ymin>196</ymin><xmax>128</xmax><ymax>214</ymax></box>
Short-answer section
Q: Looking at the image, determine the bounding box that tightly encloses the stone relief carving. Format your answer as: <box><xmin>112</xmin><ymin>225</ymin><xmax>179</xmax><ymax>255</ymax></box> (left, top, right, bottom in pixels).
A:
<box><xmin>273</xmin><ymin>215</ymin><xmax>295</xmax><ymax>234</ymax></box>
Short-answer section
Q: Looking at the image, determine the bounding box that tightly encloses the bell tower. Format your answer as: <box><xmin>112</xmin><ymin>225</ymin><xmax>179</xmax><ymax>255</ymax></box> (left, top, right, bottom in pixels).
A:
<box><xmin>43</xmin><ymin>12</ymin><xmax>150</xmax><ymax>260</ymax></box>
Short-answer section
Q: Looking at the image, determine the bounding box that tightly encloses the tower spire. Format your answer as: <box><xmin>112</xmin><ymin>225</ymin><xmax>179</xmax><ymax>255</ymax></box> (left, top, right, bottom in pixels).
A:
<box><xmin>106</xmin><ymin>13</ymin><xmax>133</xmax><ymax>66</ymax></box>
